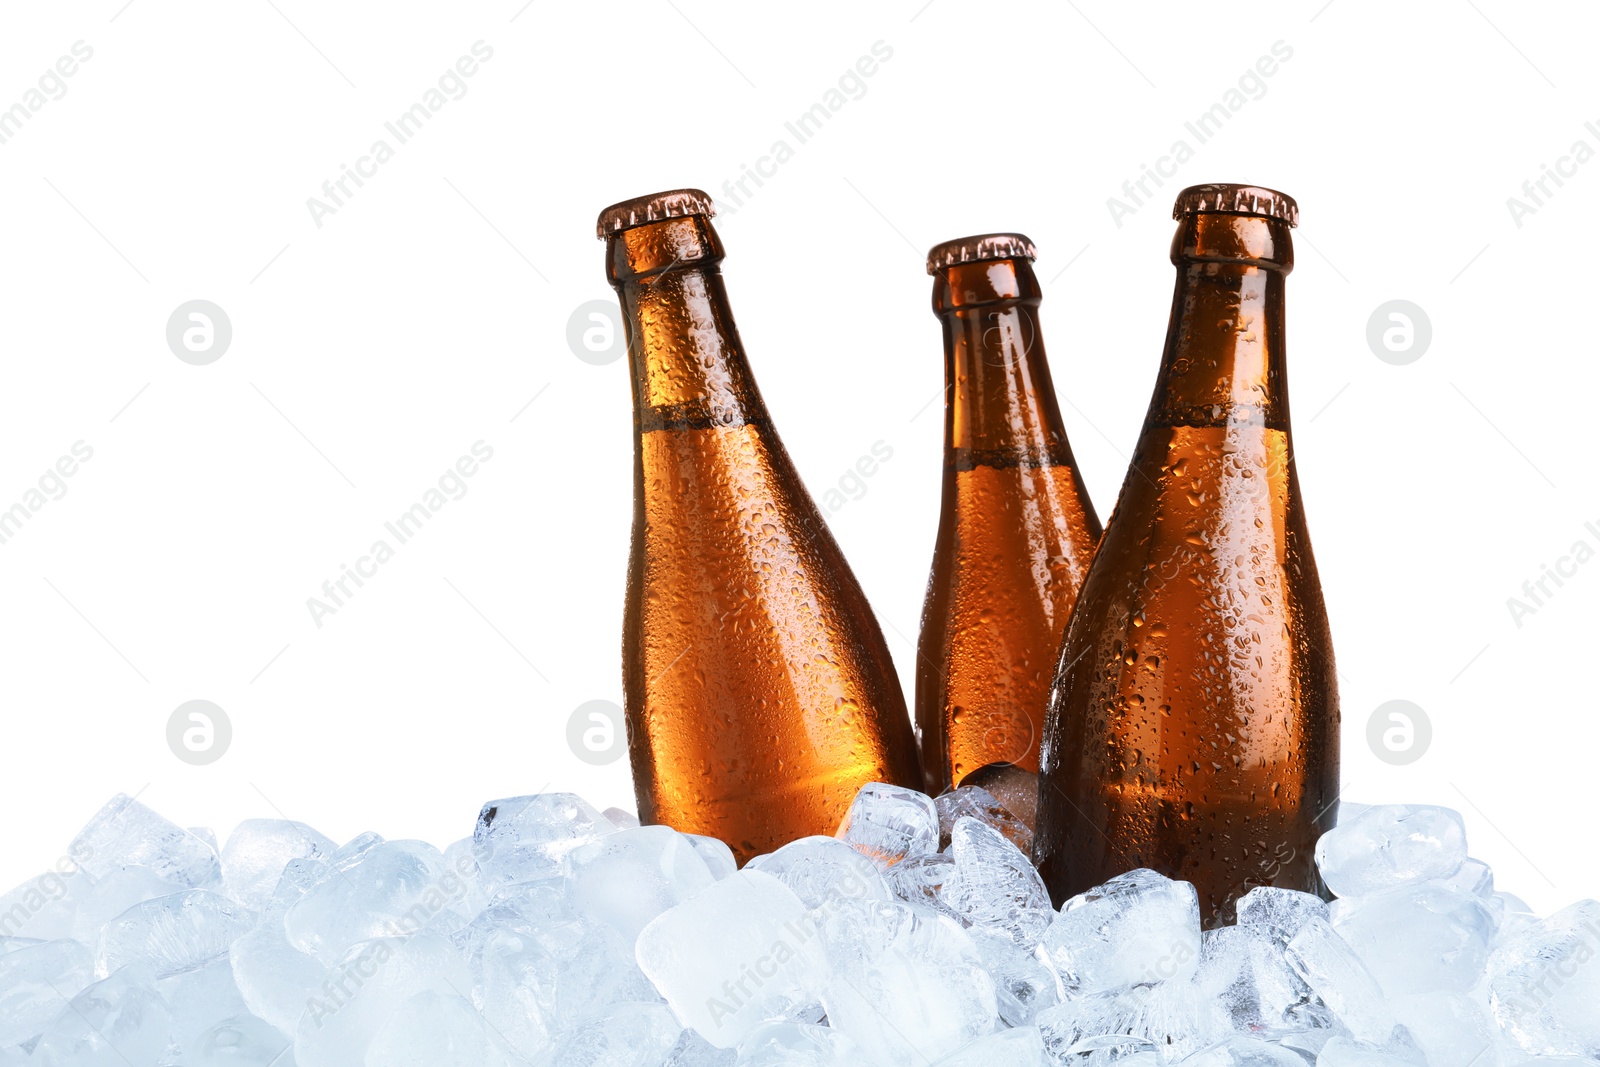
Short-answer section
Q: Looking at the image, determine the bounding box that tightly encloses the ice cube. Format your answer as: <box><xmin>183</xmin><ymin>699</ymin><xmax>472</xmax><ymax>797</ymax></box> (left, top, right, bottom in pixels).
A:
<box><xmin>1182</xmin><ymin>1035</ymin><xmax>1309</xmax><ymax>1067</ymax></box>
<box><xmin>930</xmin><ymin>1025</ymin><xmax>1046</xmax><ymax>1066</ymax></box>
<box><xmin>1235</xmin><ymin>885</ymin><xmax>1330</xmax><ymax>940</ymax></box>
<box><xmin>940</xmin><ymin>816</ymin><xmax>1051</xmax><ymax>947</ymax></box>
<box><xmin>441</xmin><ymin>837</ymin><xmax>490</xmax><ymax>918</ymax></box>
<box><xmin>736</xmin><ymin>1021</ymin><xmax>876</xmax><ymax>1066</ymax></box>
<box><xmin>1194</xmin><ymin>923</ymin><xmax>1333</xmax><ymax>1038</ymax></box>
<box><xmin>746</xmin><ymin>836</ymin><xmax>891</xmax><ymax>911</ymax></box>
<box><xmin>69</xmin><ymin>793</ymin><xmax>221</xmax><ymax>888</ymax></box>
<box><xmin>935</xmin><ymin>784</ymin><xmax>1032</xmax><ymax>854</ymax></box>
<box><xmin>1314</xmin><ymin>1035</ymin><xmax>1423</xmax><ymax>1067</ymax></box>
<box><xmin>0</xmin><ymin>865</ymin><xmax>94</xmax><ymax>942</ymax></box>
<box><xmin>160</xmin><ymin>955</ymin><xmax>250</xmax><ymax>1052</ymax></box>
<box><xmin>365</xmin><ymin>989</ymin><xmax>517</xmax><ymax>1067</ymax></box>
<box><xmin>814</xmin><ymin>898</ymin><xmax>997</xmax><ymax>1067</ymax></box>
<box><xmin>603</xmin><ymin>807</ymin><xmax>643</xmax><ymax>829</ymax></box>
<box><xmin>883</xmin><ymin>853</ymin><xmax>960</xmax><ymax>918</ymax></box>
<box><xmin>1314</xmin><ymin>805</ymin><xmax>1467</xmax><ymax>899</ymax></box>
<box><xmin>538</xmin><ymin>1000</ymin><xmax>683</xmax><ymax>1066</ymax></box>
<box><xmin>189</xmin><ymin>1013</ymin><xmax>296</xmax><ymax>1066</ymax></box>
<box><xmin>1039</xmin><ymin>869</ymin><xmax>1202</xmax><ymax>995</ymax></box>
<box><xmin>569</xmin><ymin>826</ymin><xmax>716</xmax><ymax>943</ymax></box>
<box><xmin>31</xmin><ymin>963</ymin><xmax>172</xmax><ymax>1067</ymax></box>
<box><xmin>230</xmin><ymin>911</ymin><xmax>331</xmax><ymax>1035</ymax></box>
<box><xmin>835</xmin><ymin>783</ymin><xmax>938</xmax><ymax>867</ymax></box>
<box><xmin>473</xmin><ymin>793</ymin><xmax>614</xmax><ymax>887</ymax></box>
<box><xmin>69</xmin><ymin>864</ymin><xmax>187</xmax><ymax>947</ymax></box>
<box><xmin>222</xmin><ymin>818</ymin><xmax>337</xmax><ymax>911</ymax></box>
<box><xmin>663</xmin><ymin>1026</ymin><xmax>737</xmax><ymax>1066</ymax></box>
<box><xmin>686</xmin><ymin>834</ymin><xmax>738</xmax><ymax>881</ymax></box>
<box><xmin>965</xmin><ymin>924</ymin><xmax>1060</xmax><ymax>1026</ymax></box>
<box><xmin>1487</xmin><ymin>898</ymin><xmax>1600</xmax><ymax>1056</ymax></box>
<box><xmin>1284</xmin><ymin>916</ymin><xmax>1395</xmax><ymax>1043</ymax></box>
<box><xmin>293</xmin><ymin>933</ymin><xmax>472</xmax><ymax>1067</ymax></box>
<box><xmin>1036</xmin><ymin>982</ymin><xmax>1228</xmax><ymax>1065</ymax></box>
<box><xmin>0</xmin><ymin>938</ymin><xmax>94</xmax><ymax>1046</ymax></box>
<box><xmin>1389</xmin><ymin>991</ymin><xmax>1501</xmax><ymax>1067</ymax></box>
<box><xmin>1333</xmin><ymin>883</ymin><xmax>1494</xmax><ymax>995</ymax></box>
<box><xmin>635</xmin><ymin>869</ymin><xmax>824</xmax><ymax>1048</ymax></box>
<box><xmin>98</xmin><ymin>889</ymin><xmax>256</xmax><ymax>979</ymax></box>
<box><xmin>285</xmin><ymin>841</ymin><xmax>464</xmax><ymax>963</ymax></box>
<box><xmin>1444</xmin><ymin>857</ymin><xmax>1495</xmax><ymax>898</ymax></box>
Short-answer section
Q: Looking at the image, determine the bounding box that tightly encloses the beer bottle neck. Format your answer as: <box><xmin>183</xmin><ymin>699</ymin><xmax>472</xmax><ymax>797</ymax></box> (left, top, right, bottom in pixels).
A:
<box><xmin>1149</xmin><ymin>213</ymin><xmax>1294</xmax><ymax>432</ymax></box>
<box><xmin>933</xmin><ymin>258</ymin><xmax>1070</xmax><ymax>467</ymax></box>
<box><xmin>606</xmin><ymin>216</ymin><xmax>766</xmax><ymax>432</ymax></box>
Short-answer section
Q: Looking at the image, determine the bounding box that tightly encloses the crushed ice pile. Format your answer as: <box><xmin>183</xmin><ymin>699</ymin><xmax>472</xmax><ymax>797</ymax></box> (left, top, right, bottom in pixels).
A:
<box><xmin>1</xmin><ymin>786</ymin><xmax>1596</xmax><ymax>1067</ymax></box>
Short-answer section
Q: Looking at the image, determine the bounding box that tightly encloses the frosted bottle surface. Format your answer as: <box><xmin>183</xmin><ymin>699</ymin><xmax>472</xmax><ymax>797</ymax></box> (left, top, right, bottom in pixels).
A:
<box><xmin>599</xmin><ymin>189</ymin><xmax>921</xmax><ymax>864</ymax></box>
<box><xmin>1033</xmin><ymin>185</ymin><xmax>1339</xmax><ymax>924</ymax></box>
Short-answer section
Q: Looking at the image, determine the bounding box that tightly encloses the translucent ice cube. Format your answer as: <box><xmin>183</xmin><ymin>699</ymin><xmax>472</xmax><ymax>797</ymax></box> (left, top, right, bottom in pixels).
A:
<box><xmin>935</xmin><ymin>785</ymin><xmax>1032</xmax><ymax>854</ymax></box>
<box><xmin>1314</xmin><ymin>805</ymin><xmax>1467</xmax><ymax>899</ymax></box>
<box><xmin>663</xmin><ymin>1026</ymin><xmax>736</xmax><ymax>1066</ymax></box>
<box><xmin>1040</xmin><ymin>869</ymin><xmax>1202</xmax><ymax>995</ymax></box>
<box><xmin>70</xmin><ymin>864</ymin><xmax>187</xmax><ymax>947</ymax></box>
<box><xmin>98</xmin><ymin>889</ymin><xmax>256</xmax><ymax>979</ymax></box>
<box><xmin>1194</xmin><ymin>923</ymin><xmax>1333</xmax><ymax>1038</ymax></box>
<box><xmin>222</xmin><ymin>818</ymin><xmax>337</xmax><ymax>911</ymax></box>
<box><xmin>930</xmin><ymin>1024</ymin><xmax>1046</xmax><ymax>1066</ymax></box>
<box><xmin>473</xmin><ymin>793</ymin><xmax>615</xmax><ymax>888</ymax></box>
<box><xmin>0</xmin><ymin>865</ymin><xmax>94</xmax><ymax>942</ymax></box>
<box><xmin>70</xmin><ymin>793</ymin><xmax>221</xmax><ymax>888</ymax></box>
<box><xmin>1314</xmin><ymin>1035</ymin><xmax>1423</xmax><ymax>1067</ymax></box>
<box><xmin>230</xmin><ymin>911</ymin><xmax>331</xmax><ymax>1035</ymax></box>
<box><xmin>746</xmin><ymin>836</ymin><xmax>891</xmax><ymax>911</ymax></box>
<box><xmin>635</xmin><ymin>869</ymin><xmax>824</xmax><ymax>1048</ymax></box>
<box><xmin>538</xmin><ymin>1000</ymin><xmax>683</xmax><ymax>1066</ymax></box>
<box><xmin>189</xmin><ymin>1012</ymin><xmax>296</xmax><ymax>1066</ymax></box>
<box><xmin>835</xmin><ymin>783</ymin><xmax>937</xmax><ymax>868</ymax></box>
<box><xmin>814</xmin><ymin>898</ymin><xmax>997</xmax><ymax>1067</ymax></box>
<box><xmin>1487</xmin><ymin>898</ymin><xmax>1600</xmax><ymax>1056</ymax></box>
<box><xmin>965</xmin><ymin>924</ymin><xmax>1060</xmax><ymax>1026</ymax></box>
<box><xmin>686</xmin><ymin>834</ymin><xmax>738</xmax><ymax>881</ymax></box>
<box><xmin>736</xmin><ymin>1021</ymin><xmax>876</xmax><ymax>1066</ymax></box>
<box><xmin>1334</xmin><ymin>883</ymin><xmax>1495</xmax><ymax>995</ymax></box>
<box><xmin>1182</xmin><ymin>1035</ymin><xmax>1309</xmax><ymax>1067</ymax></box>
<box><xmin>31</xmin><ymin>964</ymin><xmax>172</xmax><ymax>1067</ymax></box>
<box><xmin>1389</xmin><ymin>991</ymin><xmax>1500</xmax><ymax>1067</ymax></box>
<box><xmin>1235</xmin><ymin>885</ymin><xmax>1330</xmax><ymax>940</ymax></box>
<box><xmin>0</xmin><ymin>938</ymin><xmax>94</xmax><ymax>1046</ymax></box>
<box><xmin>603</xmin><ymin>807</ymin><xmax>643</xmax><ymax>830</ymax></box>
<box><xmin>1285</xmin><ymin>916</ymin><xmax>1395</xmax><ymax>1043</ymax></box>
<box><xmin>883</xmin><ymin>853</ymin><xmax>960</xmax><ymax>919</ymax></box>
<box><xmin>365</xmin><ymin>989</ymin><xmax>517</xmax><ymax>1067</ymax></box>
<box><xmin>285</xmin><ymin>841</ymin><xmax>463</xmax><ymax>963</ymax></box>
<box><xmin>1036</xmin><ymin>982</ymin><xmax>1228</xmax><ymax>1065</ymax></box>
<box><xmin>940</xmin><ymin>816</ymin><xmax>1051</xmax><ymax>947</ymax></box>
<box><xmin>160</xmin><ymin>955</ymin><xmax>250</xmax><ymax>1052</ymax></box>
<box><xmin>569</xmin><ymin>826</ymin><xmax>716</xmax><ymax>943</ymax></box>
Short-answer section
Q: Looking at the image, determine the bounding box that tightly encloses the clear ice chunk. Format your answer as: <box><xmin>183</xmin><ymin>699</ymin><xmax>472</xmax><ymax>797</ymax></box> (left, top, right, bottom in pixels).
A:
<box><xmin>935</xmin><ymin>785</ymin><xmax>1032</xmax><ymax>854</ymax></box>
<box><xmin>69</xmin><ymin>793</ymin><xmax>221</xmax><ymax>888</ymax></box>
<box><xmin>1235</xmin><ymin>885</ymin><xmax>1330</xmax><ymax>940</ymax></box>
<box><xmin>364</xmin><ymin>989</ymin><xmax>517</xmax><ymax>1067</ymax></box>
<box><xmin>1040</xmin><ymin>868</ymin><xmax>1202</xmax><ymax>995</ymax></box>
<box><xmin>835</xmin><ymin>783</ymin><xmax>938</xmax><ymax>868</ymax></box>
<box><xmin>745</xmin><ymin>835</ymin><xmax>892</xmax><ymax>911</ymax></box>
<box><xmin>735</xmin><ymin>1021</ymin><xmax>876</xmax><ymax>1066</ymax></box>
<box><xmin>31</xmin><ymin>964</ymin><xmax>172</xmax><ymax>1067</ymax></box>
<box><xmin>940</xmin><ymin>816</ymin><xmax>1051</xmax><ymax>947</ymax></box>
<box><xmin>1194</xmin><ymin>923</ymin><xmax>1334</xmax><ymax>1037</ymax></box>
<box><xmin>1487</xmin><ymin>898</ymin><xmax>1600</xmax><ymax>1056</ymax></box>
<box><xmin>569</xmin><ymin>826</ymin><xmax>716</xmax><ymax>943</ymax></box>
<box><xmin>473</xmin><ymin>793</ymin><xmax>615</xmax><ymax>888</ymax></box>
<box><xmin>1314</xmin><ymin>805</ymin><xmax>1467</xmax><ymax>899</ymax></box>
<box><xmin>98</xmin><ymin>889</ymin><xmax>256</xmax><ymax>979</ymax></box>
<box><xmin>1284</xmin><ymin>916</ymin><xmax>1395</xmax><ymax>1043</ymax></box>
<box><xmin>929</xmin><ymin>1024</ymin><xmax>1046</xmax><ymax>1066</ymax></box>
<box><xmin>1333</xmin><ymin>883</ymin><xmax>1495</xmax><ymax>995</ymax></box>
<box><xmin>0</xmin><ymin>938</ymin><xmax>94</xmax><ymax>1046</ymax></box>
<box><xmin>284</xmin><ymin>840</ymin><xmax>463</xmax><ymax>963</ymax></box>
<box><xmin>221</xmin><ymin>818</ymin><xmax>336</xmax><ymax>911</ymax></box>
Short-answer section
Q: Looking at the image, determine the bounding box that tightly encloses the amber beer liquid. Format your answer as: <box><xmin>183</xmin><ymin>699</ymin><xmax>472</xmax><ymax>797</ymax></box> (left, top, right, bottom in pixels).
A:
<box><xmin>1034</xmin><ymin>185</ymin><xmax>1339</xmax><ymax>923</ymax></box>
<box><xmin>599</xmin><ymin>189</ymin><xmax>921</xmax><ymax>863</ymax></box>
<box><xmin>916</xmin><ymin>234</ymin><xmax>1101</xmax><ymax>794</ymax></box>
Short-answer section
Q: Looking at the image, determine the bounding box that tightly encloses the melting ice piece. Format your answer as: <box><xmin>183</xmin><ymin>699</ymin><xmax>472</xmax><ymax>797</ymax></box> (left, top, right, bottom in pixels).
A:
<box><xmin>293</xmin><ymin>933</ymin><xmax>471</xmax><ymax>1067</ymax></box>
<box><xmin>1194</xmin><ymin>923</ymin><xmax>1333</xmax><ymax>1038</ymax></box>
<box><xmin>70</xmin><ymin>865</ymin><xmax>187</xmax><ymax>947</ymax></box>
<box><xmin>686</xmin><ymin>834</ymin><xmax>738</xmax><ymax>881</ymax></box>
<box><xmin>473</xmin><ymin>793</ymin><xmax>615</xmax><ymax>887</ymax></box>
<box><xmin>160</xmin><ymin>955</ymin><xmax>250</xmax><ymax>1052</ymax></box>
<box><xmin>569</xmin><ymin>826</ymin><xmax>715</xmax><ymax>944</ymax></box>
<box><xmin>940</xmin><ymin>816</ymin><xmax>1051</xmax><ymax>947</ymax></box>
<box><xmin>1284</xmin><ymin>916</ymin><xmax>1395</xmax><ymax>1043</ymax></box>
<box><xmin>284</xmin><ymin>840</ymin><xmax>461</xmax><ymax>963</ymax></box>
<box><xmin>835</xmin><ymin>783</ymin><xmax>938</xmax><ymax>867</ymax></box>
<box><xmin>1181</xmin><ymin>1035</ymin><xmax>1309</xmax><ymax>1067</ymax></box>
<box><xmin>814</xmin><ymin>897</ymin><xmax>998</xmax><ymax>1067</ymax></box>
<box><xmin>221</xmin><ymin>818</ymin><xmax>336</xmax><ymax>911</ymax></box>
<box><xmin>31</xmin><ymin>964</ymin><xmax>172</xmax><ymax>1067</ymax></box>
<box><xmin>736</xmin><ymin>1021</ymin><xmax>875</xmax><ymax>1066</ymax></box>
<box><xmin>603</xmin><ymin>807</ymin><xmax>643</xmax><ymax>829</ymax></box>
<box><xmin>1313</xmin><ymin>805</ymin><xmax>1467</xmax><ymax>899</ymax></box>
<box><xmin>1036</xmin><ymin>982</ymin><xmax>1228</xmax><ymax>1065</ymax></box>
<box><xmin>1040</xmin><ymin>868</ymin><xmax>1202</xmax><ymax>995</ymax></box>
<box><xmin>1487</xmin><ymin>898</ymin><xmax>1600</xmax><ymax>1056</ymax></box>
<box><xmin>230</xmin><ymin>912</ymin><xmax>330</xmax><ymax>1035</ymax></box>
<box><xmin>746</xmin><ymin>835</ymin><xmax>891</xmax><ymax>910</ymax></box>
<box><xmin>539</xmin><ymin>1000</ymin><xmax>684</xmax><ymax>1066</ymax></box>
<box><xmin>188</xmin><ymin>1013</ymin><xmax>295</xmax><ymax>1067</ymax></box>
<box><xmin>636</xmin><ymin>869</ymin><xmax>824</xmax><ymax>1049</ymax></box>
<box><xmin>883</xmin><ymin>853</ymin><xmax>959</xmax><ymax>919</ymax></box>
<box><xmin>1333</xmin><ymin>883</ymin><xmax>1495</xmax><ymax>995</ymax></box>
<box><xmin>1315</xmin><ymin>1035</ymin><xmax>1424</xmax><ymax>1067</ymax></box>
<box><xmin>965</xmin><ymin>925</ymin><xmax>1060</xmax><ymax>1026</ymax></box>
<box><xmin>1389</xmin><ymin>991</ymin><xmax>1502</xmax><ymax>1067</ymax></box>
<box><xmin>929</xmin><ymin>1024</ymin><xmax>1046</xmax><ymax>1066</ymax></box>
<box><xmin>365</xmin><ymin>989</ymin><xmax>518</xmax><ymax>1067</ymax></box>
<box><xmin>98</xmin><ymin>889</ymin><xmax>256</xmax><ymax>979</ymax></box>
<box><xmin>1235</xmin><ymin>885</ymin><xmax>1330</xmax><ymax>940</ymax></box>
<box><xmin>935</xmin><ymin>784</ymin><xmax>1032</xmax><ymax>854</ymax></box>
<box><xmin>663</xmin><ymin>1026</ymin><xmax>736</xmax><ymax>1066</ymax></box>
<box><xmin>69</xmin><ymin>793</ymin><xmax>220</xmax><ymax>888</ymax></box>
<box><xmin>0</xmin><ymin>938</ymin><xmax>94</xmax><ymax>1046</ymax></box>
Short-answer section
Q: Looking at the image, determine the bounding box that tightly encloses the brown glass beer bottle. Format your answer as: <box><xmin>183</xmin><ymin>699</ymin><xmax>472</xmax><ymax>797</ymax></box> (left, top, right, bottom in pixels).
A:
<box><xmin>599</xmin><ymin>189</ymin><xmax>921</xmax><ymax>863</ymax></box>
<box><xmin>916</xmin><ymin>234</ymin><xmax>1101</xmax><ymax>794</ymax></box>
<box><xmin>1033</xmin><ymin>185</ymin><xmax>1339</xmax><ymax>923</ymax></box>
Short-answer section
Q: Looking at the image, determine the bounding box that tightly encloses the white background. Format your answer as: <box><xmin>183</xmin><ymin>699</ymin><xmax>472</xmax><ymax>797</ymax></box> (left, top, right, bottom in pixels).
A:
<box><xmin>0</xmin><ymin>1</ymin><xmax>1593</xmax><ymax>916</ymax></box>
